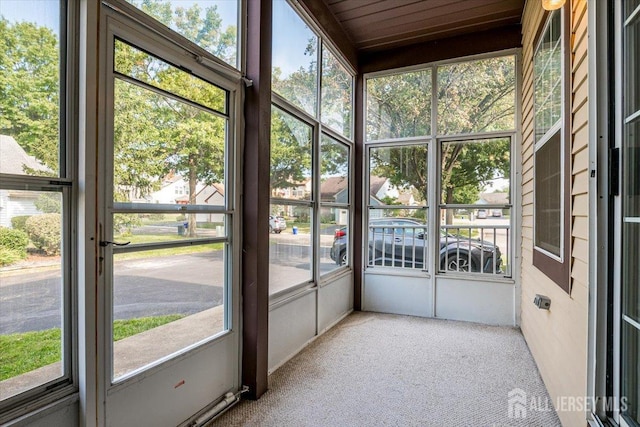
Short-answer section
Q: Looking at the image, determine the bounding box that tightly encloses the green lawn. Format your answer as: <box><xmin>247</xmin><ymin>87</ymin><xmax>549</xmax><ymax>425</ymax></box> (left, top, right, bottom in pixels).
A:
<box><xmin>113</xmin><ymin>234</ymin><xmax>224</xmax><ymax>260</ymax></box>
<box><xmin>0</xmin><ymin>315</ymin><xmax>183</xmax><ymax>381</ymax></box>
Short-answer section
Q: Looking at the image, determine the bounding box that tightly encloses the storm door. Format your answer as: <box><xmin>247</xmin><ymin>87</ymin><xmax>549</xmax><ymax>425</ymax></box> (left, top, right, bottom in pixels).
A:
<box><xmin>97</xmin><ymin>5</ymin><xmax>241</xmax><ymax>425</ymax></box>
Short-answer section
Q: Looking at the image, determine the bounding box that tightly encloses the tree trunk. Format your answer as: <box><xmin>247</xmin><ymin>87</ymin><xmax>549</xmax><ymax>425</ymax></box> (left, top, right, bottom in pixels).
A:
<box><xmin>187</xmin><ymin>157</ymin><xmax>197</xmax><ymax>237</ymax></box>
<box><xmin>445</xmin><ymin>187</ymin><xmax>454</xmax><ymax>225</ymax></box>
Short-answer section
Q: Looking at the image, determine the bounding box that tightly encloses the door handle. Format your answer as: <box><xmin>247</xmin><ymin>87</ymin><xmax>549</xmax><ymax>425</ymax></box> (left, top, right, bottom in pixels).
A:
<box><xmin>99</xmin><ymin>240</ymin><xmax>131</xmax><ymax>247</ymax></box>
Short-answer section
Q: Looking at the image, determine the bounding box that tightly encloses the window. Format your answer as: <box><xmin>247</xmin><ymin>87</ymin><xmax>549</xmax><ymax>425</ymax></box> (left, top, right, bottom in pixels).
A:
<box><xmin>0</xmin><ymin>0</ymin><xmax>74</xmax><ymax>416</ymax></box>
<box><xmin>269</xmin><ymin>0</ymin><xmax>354</xmax><ymax>295</ymax></box>
<box><xmin>364</xmin><ymin>54</ymin><xmax>515</xmax><ymax>276</ymax></box>
<box><xmin>532</xmin><ymin>8</ymin><xmax>570</xmax><ymax>290</ymax></box>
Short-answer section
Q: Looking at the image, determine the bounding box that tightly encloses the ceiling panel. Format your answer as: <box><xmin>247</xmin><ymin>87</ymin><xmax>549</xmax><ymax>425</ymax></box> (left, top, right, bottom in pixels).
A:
<box><xmin>321</xmin><ymin>0</ymin><xmax>525</xmax><ymax>51</ymax></box>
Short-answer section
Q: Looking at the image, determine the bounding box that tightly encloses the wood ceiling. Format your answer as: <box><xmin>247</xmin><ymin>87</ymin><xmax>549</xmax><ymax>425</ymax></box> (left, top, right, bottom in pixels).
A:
<box><xmin>321</xmin><ymin>0</ymin><xmax>525</xmax><ymax>52</ymax></box>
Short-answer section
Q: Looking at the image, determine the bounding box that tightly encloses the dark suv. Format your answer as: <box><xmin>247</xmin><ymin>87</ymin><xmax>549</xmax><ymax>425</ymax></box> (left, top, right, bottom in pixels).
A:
<box><xmin>330</xmin><ymin>218</ymin><xmax>502</xmax><ymax>274</ymax></box>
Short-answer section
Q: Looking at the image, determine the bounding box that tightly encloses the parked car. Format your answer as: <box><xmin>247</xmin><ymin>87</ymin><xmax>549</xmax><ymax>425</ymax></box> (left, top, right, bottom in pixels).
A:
<box><xmin>330</xmin><ymin>218</ymin><xmax>502</xmax><ymax>273</ymax></box>
<box><xmin>476</xmin><ymin>209</ymin><xmax>488</xmax><ymax>219</ymax></box>
<box><xmin>269</xmin><ymin>215</ymin><xmax>287</xmax><ymax>233</ymax></box>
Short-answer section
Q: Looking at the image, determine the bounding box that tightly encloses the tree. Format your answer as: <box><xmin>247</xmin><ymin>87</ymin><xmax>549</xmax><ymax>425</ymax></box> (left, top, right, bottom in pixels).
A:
<box><xmin>368</xmin><ymin>56</ymin><xmax>515</xmax><ymax>224</ymax></box>
<box><xmin>0</xmin><ymin>18</ymin><xmax>59</xmax><ymax>173</ymax></box>
<box><xmin>108</xmin><ymin>1</ymin><xmax>236</xmax><ymax>237</ymax></box>
<box><xmin>270</xmin><ymin>107</ymin><xmax>312</xmax><ymax>193</ymax></box>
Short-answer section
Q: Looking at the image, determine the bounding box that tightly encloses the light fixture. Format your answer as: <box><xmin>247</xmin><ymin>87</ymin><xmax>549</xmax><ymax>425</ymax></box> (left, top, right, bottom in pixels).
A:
<box><xmin>541</xmin><ymin>0</ymin><xmax>565</xmax><ymax>10</ymax></box>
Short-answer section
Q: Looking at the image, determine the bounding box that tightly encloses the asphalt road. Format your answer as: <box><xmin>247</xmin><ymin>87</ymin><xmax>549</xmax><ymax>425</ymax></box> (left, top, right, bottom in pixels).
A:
<box><xmin>0</xmin><ymin>252</ymin><xmax>225</xmax><ymax>334</ymax></box>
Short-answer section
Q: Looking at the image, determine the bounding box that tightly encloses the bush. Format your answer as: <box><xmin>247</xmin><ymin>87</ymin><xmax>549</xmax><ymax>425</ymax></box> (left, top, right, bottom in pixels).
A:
<box><xmin>25</xmin><ymin>214</ymin><xmax>61</xmax><ymax>256</ymax></box>
<box><xmin>10</xmin><ymin>215</ymin><xmax>31</xmax><ymax>232</ymax></box>
<box><xmin>0</xmin><ymin>226</ymin><xmax>29</xmax><ymax>252</ymax></box>
<box><xmin>0</xmin><ymin>247</ymin><xmax>26</xmax><ymax>266</ymax></box>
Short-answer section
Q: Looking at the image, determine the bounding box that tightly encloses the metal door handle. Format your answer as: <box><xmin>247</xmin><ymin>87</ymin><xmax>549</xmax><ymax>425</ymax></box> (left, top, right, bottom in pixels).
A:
<box><xmin>99</xmin><ymin>240</ymin><xmax>131</xmax><ymax>247</ymax></box>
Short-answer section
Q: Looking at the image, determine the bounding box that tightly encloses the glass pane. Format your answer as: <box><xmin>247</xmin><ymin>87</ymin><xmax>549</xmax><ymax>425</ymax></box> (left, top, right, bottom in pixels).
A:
<box><xmin>534</xmin><ymin>10</ymin><xmax>562</xmax><ymax>142</ymax></box>
<box><xmin>114</xmin><ymin>40</ymin><xmax>227</xmax><ymax>114</ymax></box>
<box><xmin>369</xmin><ymin>145</ymin><xmax>428</xmax><ymax>206</ymax></box>
<box><xmin>625</xmin><ymin>9</ymin><xmax>640</xmax><ymax>119</ymax></box>
<box><xmin>269</xmin><ymin>204</ymin><xmax>312</xmax><ymax>294</ymax></box>
<box><xmin>440</xmin><ymin>138</ymin><xmax>511</xmax><ymax>207</ymax></box>
<box><xmin>113</xmin><ymin>79</ymin><xmax>226</xmax><ymax>207</ymax></box>
<box><xmin>320</xmin><ymin>206</ymin><xmax>348</xmax><ymax>273</ymax></box>
<box><xmin>270</xmin><ymin>107</ymin><xmax>313</xmax><ymax>201</ymax></box>
<box><xmin>366</xmin><ymin>69</ymin><xmax>432</xmax><ymax>141</ymax></box>
<box><xmin>320</xmin><ymin>134</ymin><xmax>349</xmax><ymax>203</ymax></box>
<box><xmin>623</xmin><ymin>121</ymin><xmax>640</xmax><ymax>321</ymax></box>
<box><xmin>113</xmin><ymin>214</ymin><xmax>226</xmax><ymax>244</ymax></box>
<box><xmin>321</xmin><ymin>46</ymin><xmax>352</xmax><ymax>139</ymax></box>
<box><xmin>534</xmin><ymin>132</ymin><xmax>562</xmax><ymax>257</ymax></box>
<box><xmin>621</xmin><ymin>320</ymin><xmax>640</xmax><ymax>425</ymax></box>
<box><xmin>439</xmin><ymin>208</ymin><xmax>508</xmax><ymax>275</ymax></box>
<box><xmin>626</xmin><ymin>0</ymin><xmax>640</xmax><ymax>20</ymax></box>
<box><xmin>0</xmin><ymin>191</ymin><xmax>63</xmax><ymax>400</ymax></box>
<box><xmin>112</xmin><ymin>245</ymin><xmax>226</xmax><ymax>380</ymax></box>
<box><xmin>367</xmin><ymin>208</ymin><xmax>427</xmax><ymax>270</ymax></box>
<box><xmin>437</xmin><ymin>56</ymin><xmax>516</xmax><ymax>135</ymax></box>
<box><xmin>272</xmin><ymin>0</ymin><xmax>318</xmax><ymax>117</ymax></box>
<box><xmin>0</xmin><ymin>1</ymin><xmax>61</xmax><ymax>176</ymax></box>
<box><xmin>124</xmin><ymin>0</ymin><xmax>239</xmax><ymax>68</ymax></box>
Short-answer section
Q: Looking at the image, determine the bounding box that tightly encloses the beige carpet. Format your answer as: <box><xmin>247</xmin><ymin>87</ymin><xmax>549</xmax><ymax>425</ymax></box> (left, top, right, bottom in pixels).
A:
<box><xmin>210</xmin><ymin>312</ymin><xmax>561</xmax><ymax>427</ymax></box>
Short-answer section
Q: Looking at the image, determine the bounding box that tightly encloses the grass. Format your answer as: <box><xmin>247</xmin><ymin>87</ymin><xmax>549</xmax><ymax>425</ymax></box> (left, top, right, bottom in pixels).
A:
<box><xmin>0</xmin><ymin>315</ymin><xmax>183</xmax><ymax>381</ymax></box>
<box><xmin>113</xmin><ymin>234</ymin><xmax>224</xmax><ymax>260</ymax></box>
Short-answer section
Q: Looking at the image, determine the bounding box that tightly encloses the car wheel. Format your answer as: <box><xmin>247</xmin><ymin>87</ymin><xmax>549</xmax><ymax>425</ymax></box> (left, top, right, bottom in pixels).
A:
<box><xmin>442</xmin><ymin>253</ymin><xmax>473</xmax><ymax>272</ymax></box>
<box><xmin>340</xmin><ymin>252</ymin><xmax>347</xmax><ymax>266</ymax></box>
<box><xmin>275</xmin><ymin>229</ymin><xmax>282</xmax><ymax>234</ymax></box>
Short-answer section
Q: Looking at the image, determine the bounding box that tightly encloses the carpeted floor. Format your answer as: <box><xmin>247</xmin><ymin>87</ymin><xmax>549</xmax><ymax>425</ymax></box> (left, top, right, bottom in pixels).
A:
<box><xmin>210</xmin><ymin>312</ymin><xmax>561</xmax><ymax>427</ymax></box>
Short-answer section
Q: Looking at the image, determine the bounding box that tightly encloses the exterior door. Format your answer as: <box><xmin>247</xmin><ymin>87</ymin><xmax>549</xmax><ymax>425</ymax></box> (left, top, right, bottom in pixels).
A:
<box><xmin>98</xmin><ymin>6</ymin><xmax>241</xmax><ymax>426</ymax></box>
<box><xmin>618</xmin><ymin>1</ymin><xmax>640</xmax><ymax>425</ymax></box>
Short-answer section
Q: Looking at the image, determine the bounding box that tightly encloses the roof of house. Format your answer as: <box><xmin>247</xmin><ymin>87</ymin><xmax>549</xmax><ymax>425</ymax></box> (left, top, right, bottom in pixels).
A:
<box><xmin>369</xmin><ymin>176</ymin><xmax>388</xmax><ymax>195</ymax></box>
<box><xmin>320</xmin><ymin>176</ymin><xmax>348</xmax><ymax>200</ymax></box>
<box><xmin>0</xmin><ymin>135</ymin><xmax>51</xmax><ymax>175</ymax></box>
<box><xmin>477</xmin><ymin>192</ymin><xmax>509</xmax><ymax>205</ymax></box>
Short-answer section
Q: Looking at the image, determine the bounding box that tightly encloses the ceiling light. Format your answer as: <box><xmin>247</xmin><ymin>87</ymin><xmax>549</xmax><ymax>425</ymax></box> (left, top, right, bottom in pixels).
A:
<box><xmin>542</xmin><ymin>0</ymin><xmax>565</xmax><ymax>10</ymax></box>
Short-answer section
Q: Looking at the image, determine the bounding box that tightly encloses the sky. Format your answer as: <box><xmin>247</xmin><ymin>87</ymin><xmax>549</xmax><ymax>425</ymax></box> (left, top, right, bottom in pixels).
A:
<box><xmin>0</xmin><ymin>0</ymin><xmax>315</xmax><ymax>76</ymax></box>
<box><xmin>0</xmin><ymin>1</ymin><xmax>239</xmax><ymax>42</ymax></box>
<box><xmin>0</xmin><ymin>1</ymin><xmax>60</xmax><ymax>32</ymax></box>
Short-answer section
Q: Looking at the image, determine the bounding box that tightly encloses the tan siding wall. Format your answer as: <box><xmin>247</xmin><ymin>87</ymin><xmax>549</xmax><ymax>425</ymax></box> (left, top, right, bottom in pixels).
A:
<box><xmin>520</xmin><ymin>1</ymin><xmax>590</xmax><ymax>425</ymax></box>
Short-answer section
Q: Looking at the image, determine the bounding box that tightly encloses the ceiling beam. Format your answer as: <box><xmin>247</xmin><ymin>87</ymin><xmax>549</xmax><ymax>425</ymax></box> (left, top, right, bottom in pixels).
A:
<box><xmin>359</xmin><ymin>24</ymin><xmax>522</xmax><ymax>74</ymax></box>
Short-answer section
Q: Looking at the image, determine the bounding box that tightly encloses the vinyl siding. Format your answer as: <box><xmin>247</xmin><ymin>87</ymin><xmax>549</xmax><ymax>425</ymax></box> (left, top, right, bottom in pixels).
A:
<box><xmin>519</xmin><ymin>1</ymin><xmax>590</xmax><ymax>426</ymax></box>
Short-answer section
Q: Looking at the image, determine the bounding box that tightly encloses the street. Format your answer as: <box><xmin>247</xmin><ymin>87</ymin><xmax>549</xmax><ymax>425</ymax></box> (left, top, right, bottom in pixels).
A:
<box><xmin>0</xmin><ymin>252</ymin><xmax>225</xmax><ymax>334</ymax></box>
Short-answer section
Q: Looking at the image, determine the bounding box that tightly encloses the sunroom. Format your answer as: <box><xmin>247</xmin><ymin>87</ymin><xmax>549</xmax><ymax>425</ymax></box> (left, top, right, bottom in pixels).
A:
<box><xmin>0</xmin><ymin>0</ymin><xmax>635</xmax><ymax>426</ymax></box>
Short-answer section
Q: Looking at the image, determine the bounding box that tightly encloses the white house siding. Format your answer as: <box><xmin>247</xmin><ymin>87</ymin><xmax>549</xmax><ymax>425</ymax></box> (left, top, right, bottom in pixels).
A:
<box><xmin>0</xmin><ymin>190</ymin><xmax>42</xmax><ymax>228</ymax></box>
<box><xmin>520</xmin><ymin>1</ymin><xmax>589</xmax><ymax>426</ymax></box>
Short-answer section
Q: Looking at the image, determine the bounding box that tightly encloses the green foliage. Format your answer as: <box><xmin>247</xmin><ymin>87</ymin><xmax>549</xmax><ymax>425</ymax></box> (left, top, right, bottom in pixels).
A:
<box><xmin>270</xmin><ymin>107</ymin><xmax>312</xmax><ymax>190</ymax></box>
<box><xmin>34</xmin><ymin>193</ymin><xmax>62</xmax><ymax>213</ymax></box>
<box><xmin>112</xmin><ymin>314</ymin><xmax>183</xmax><ymax>341</ymax></box>
<box><xmin>0</xmin><ymin>248</ymin><xmax>26</xmax><ymax>266</ymax></box>
<box><xmin>367</xmin><ymin>70</ymin><xmax>432</xmax><ymax>140</ymax></box>
<box><xmin>368</xmin><ymin>56</ymin><xmax>515</xmax><ymax>223</ymax></box>
<box><xmin>25</xmin><ymin>214</ymin><xmax>61</xmax><ymax>256</ymax></box>
<box><xmin>0</xmin><ymin>18</ymin><xmax>60</xmax><ymax>173</ymax></box>
<box><xmin>10</xmin><ymin>215</ymin><xmax>30</xmax><ymax>232</ymax></box>
<box><xmin>0</xmin><ymin>315</ymin><xmax>184</xmax><ymax>381</ymax></box>
<box><xmin>0</xmin><ymin>226</ymin><xmax>29</xmax><ymax>252</ymax></box>
<box><xmin>0</xmin><ymin>227</ymin><xmax>28</xmax><ymax>266</ymax></box>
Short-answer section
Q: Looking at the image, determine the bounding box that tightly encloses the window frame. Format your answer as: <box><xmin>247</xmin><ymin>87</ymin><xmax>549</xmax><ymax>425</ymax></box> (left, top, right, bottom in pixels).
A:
<box><xmin>532</xmin><ymin>7</ymin><xmax>572</xmax><ymax>293</ymax></box>
<box><xmin>0</xmin><ymin>0</ymin><xmax>78</xmax><ymax>421</ymax></box>
<box><xmin>268</xmin><ymin>0</ymin><xmax>355</xmax><ymax>298</ymax></box>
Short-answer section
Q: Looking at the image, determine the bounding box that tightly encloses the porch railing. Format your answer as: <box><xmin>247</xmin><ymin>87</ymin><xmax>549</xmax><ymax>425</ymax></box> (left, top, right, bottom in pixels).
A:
<box><xmin>366</xmin><ymin>223</ymin><xmax>510</xmax><ymax>276</ymax></box>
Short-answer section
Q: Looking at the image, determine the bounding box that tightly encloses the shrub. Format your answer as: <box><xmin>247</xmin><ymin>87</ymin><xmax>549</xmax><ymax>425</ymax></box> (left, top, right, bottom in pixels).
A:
<box><xmin>0</xmin><ymin>247</ymin><xmax>26</xmax><ymax>267</ymax></box>
<box><xmin>10</xmin><ymin>215</ymin><xmax>31</xmax><ymax>232</ymax></box>
<box><xmin>25</xmin><ymin>214</ymin><xmax>61</xmax><ymax>256</ymax></box>
<box><xmin>0</xmin><ymin>227</ymin><xmax>29</xmax><ymax>252</ymax></box>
